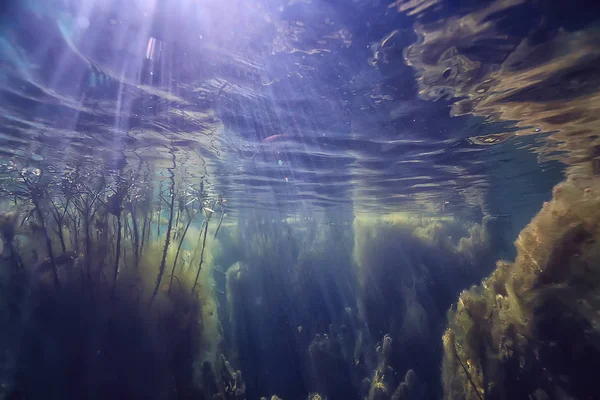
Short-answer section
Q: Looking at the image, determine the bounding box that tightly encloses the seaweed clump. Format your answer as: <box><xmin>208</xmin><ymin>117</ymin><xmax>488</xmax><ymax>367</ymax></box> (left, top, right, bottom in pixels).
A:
<box><xmin>352</xmin><ymin>213</ymin><xmax>495</xmax><ymax>399</ymax></box>
<box><xmin>443</xmin><ymin>175</ymin><xmax>600</xmax><ymax>399</ymax></box>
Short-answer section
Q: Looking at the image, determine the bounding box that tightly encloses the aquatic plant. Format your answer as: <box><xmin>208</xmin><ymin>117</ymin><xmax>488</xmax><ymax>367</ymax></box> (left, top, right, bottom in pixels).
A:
<box><xmin>0</xmin><ymin>210</ymin><xmax>22</xmax><ymax>270</ymax></box>
<box><xmin>0</xmin><ymin>151</ymin><xmax>237</xmax><ymax>398</ymax></box>
<box><xmin>125</xmin><ymin>162</ymin><xmax>150</xmax><ymax>270</ymax></box>
<box><xmin>360</xmin><ymin>334</ymin><xmax>424</xmax><ymax>400</ymax></box>
<box><xmin>218</xmin><ymin>216</ymin><xmax>365</xmax><ymax>399</ymax></box>
<box><xmin>48</xmin><ymin>175</ymin><xmax>74</xmax><ymax>253</ymax></box>
<box><xmin>169</xmin><ymin>195</ymin><xmax>199</xmax><ymax>295</ymax></box>
<box><xmin>213</xmin><ymin>196</ymin><xmax>227</xmax><ymax>239</ymax></box>
<box><xmin>1</xmin><ymin>245</ymin><xmax>206</xmax><ymax>399</ymax></box>
<box><xmin>0</xmin><ymin>171</ymin><xmax>218</xmax><ymax>400</ymax></box>
<box><xmin>134</xmin><ymin>176</ymin><xmax>154</xmax><ymax>260</ymax></box>
<box><xmin>192</xmin><ymin>204</ymin><xmax>212</xmax><ymax>293</ymax></box>
<box><xmin>198</xmin><ymin>351</ymin><xmax>292</xmax><ymax>400</ymax></box>
<box><xmin>8</xmin><ymin>167</ymin><xmax>61</xmax><ymax>287</ymax></box>
<box><xmin>352</xmin><ymin>214</ymin><xmax>495</xmax><ymax>399</ymax></box>
<box><xmin>107</xmin><ymin>176</ymin><xmax>129</xmax><ymax>294</ymax></box>
<box><xmin>307</xmin><ymin>324</ymin><xmax>364</xmax><ymax>399</ymax></box>
<box><xmin>70</xmin><ymin>169</ymin><xmax>108</xmax><ymax>284</ymax></box>
<box><xmin>442</xmin><ymin>175</ymin><xmax>600</xmax><ymax>399</ymax></box>
<box><xmin>391</xmin><ymin>370</ymin><xmax>422</xmax><ymax>400</ymax></box>
<box><xmin>156</xmin><ymin>180</ymin><xmax>163</xmax><ymax>238</ymax></box>
<box><xmin>150</xmin><ymin>147</ymin><xmax>178</xmax><ymax>307</ymax></box>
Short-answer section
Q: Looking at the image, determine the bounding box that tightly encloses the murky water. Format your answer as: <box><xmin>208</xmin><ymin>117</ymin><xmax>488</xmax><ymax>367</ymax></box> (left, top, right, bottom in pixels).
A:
<box><xmin>0</xmin><ymin>0</ymin><xmax>599</xmax><ymax>399</ymax></box>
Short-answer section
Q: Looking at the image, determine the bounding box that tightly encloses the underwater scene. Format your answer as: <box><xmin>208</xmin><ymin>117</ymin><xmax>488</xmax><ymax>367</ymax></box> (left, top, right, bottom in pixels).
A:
<box><xmin>1</xmin><ymin>0</ymin><xmax>600</xmax><ymax>399</ymax></box>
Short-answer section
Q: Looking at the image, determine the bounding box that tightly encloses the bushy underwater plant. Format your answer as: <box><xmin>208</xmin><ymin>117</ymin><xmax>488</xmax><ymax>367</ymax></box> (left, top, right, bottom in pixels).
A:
<box><xmin>213</xmin><ymin>211</ymin><xmax>492</xmax><ymax>400</ymax></box>
<box><xmin>0</xmin><ymin>161</ymin><xmax>226</xmax><ymax>399</ymax></box>
<box><xmin>442</xmin><ymin>174</ymin><xmax>600</xmax><ymax>400</ymax></box>
<box><xmin>2</xmin><ymin>157</ymin><xmax>589</xmax><ymax>400</ymax></box>
<box><xmin>352</xmin><ymin>213</ymin><xmax>497</xmax><ymax>399</ymax></box>
<box><xmin>212</xmin><ymin>214</ymin><xmax>359</xmax><ymax>400</ymax></box>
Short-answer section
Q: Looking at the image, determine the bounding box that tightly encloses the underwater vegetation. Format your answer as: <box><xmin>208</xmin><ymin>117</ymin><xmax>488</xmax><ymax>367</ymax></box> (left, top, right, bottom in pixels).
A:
<box><xmin>0</xmin><ymin>156</ymin><xmax>594</xmax><ymax>400</ymax></box>
<box><xmin>216</xmin><ymin>216</ymin><xmax>358</xmax><ymax>400</ymax></box>
<box><xmin>0</xmin><ymin>160</ymin><xmax>226</xmax><ymax>399</ymax></box>
<box><xmin>208</xmin><ymin>209</ymin><xmax>499</xmax><ymax>400</ymax></box>
<box><xmin>0</xmin><ymin>0</ymin><xmax>599</xmax><ymax>399</ymax></box>
<box><xmin>443</xmin><ymin>174</ymin><xmax>600</xmax><ymax>400</ymax></box>
<box><xmin>1</xmin><ymin>156</ymin><xmax>592</xmax><ymax>400</ymax></box>
<box><xmin>351</xmin><ymin>214</ymin><xmax>497</xmax><ymax>400</ymax></box>
<box><xmin>0</xmin><ymin>160</ymin><xmax>504</xmax><ymax>400</ymax></box>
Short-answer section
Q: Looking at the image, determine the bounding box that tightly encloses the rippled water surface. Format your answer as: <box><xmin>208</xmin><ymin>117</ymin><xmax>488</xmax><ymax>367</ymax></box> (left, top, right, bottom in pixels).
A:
<box><xmin>2</xmin><ymin>0</ymin><xmax>597</xmax><ymax>216</ymax></box>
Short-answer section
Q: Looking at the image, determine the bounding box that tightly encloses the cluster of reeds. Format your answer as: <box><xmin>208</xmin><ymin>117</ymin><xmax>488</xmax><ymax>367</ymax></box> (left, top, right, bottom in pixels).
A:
<box><xmin>0</xmin><ymin>153</ymin><xmax>232</xmax><ymax>397</ymax></box>
<box><xmin>0</xmin><ymin>154</ymin><xmax>224</xmax><ymax>307</ymax></box>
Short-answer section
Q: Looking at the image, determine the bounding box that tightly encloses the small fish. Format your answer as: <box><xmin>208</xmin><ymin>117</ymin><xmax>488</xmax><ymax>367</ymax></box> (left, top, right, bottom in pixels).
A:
<box><xmin>262</xmin><ymin>134</ymin><xmax>286</xmax><ymax>142</ymax></box>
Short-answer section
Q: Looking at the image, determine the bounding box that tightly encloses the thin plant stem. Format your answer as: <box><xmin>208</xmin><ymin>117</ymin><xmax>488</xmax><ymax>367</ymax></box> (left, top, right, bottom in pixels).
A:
<box><xmin>192</xmin><ymin>217</ymin><xmax>209</xmax><ymax>293</ymax></box>
<box><xmin>168</xmin><ymin>209</ymin><xmax>195</xmax><ymax>295</ymax></box>
<box><xmin>149</xmin><ymin>149</ymin><xmax>177</xmax><ymax>307</ymax></box>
